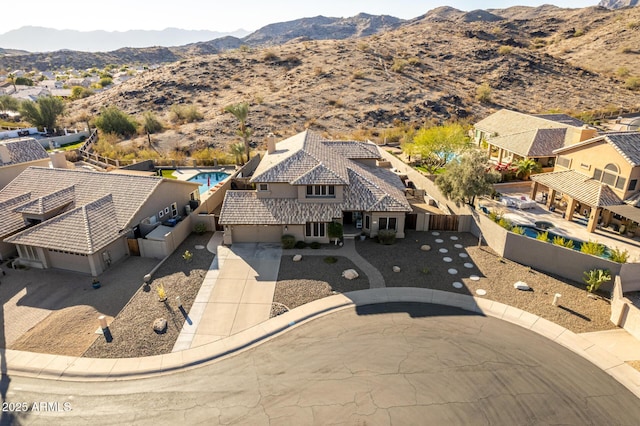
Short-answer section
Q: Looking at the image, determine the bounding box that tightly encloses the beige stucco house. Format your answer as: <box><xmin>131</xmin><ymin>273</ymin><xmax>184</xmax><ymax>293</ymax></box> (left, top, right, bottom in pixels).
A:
<box><xmin>0</xmin><ymin>167</ymin><xmax>200</xmax><ymax>275</ymax></box>
<box><xmin>0</xmin><ymin>137</ymin><xmax>50</xmax><ymax>189</ymax></box>
<box><xmin>531</xmin><ymin>132</ymin><xmax>640</xmax><ymax>233</ymax></box>
<box><xmin>219</xmin><ymin>131</ymin><xmax>412</xmax><ymax>244</ymax></box>
<box><xmin>474</xmin><ymin>109</ymin><xmax>597</xmax><ymax>168</ymax></box>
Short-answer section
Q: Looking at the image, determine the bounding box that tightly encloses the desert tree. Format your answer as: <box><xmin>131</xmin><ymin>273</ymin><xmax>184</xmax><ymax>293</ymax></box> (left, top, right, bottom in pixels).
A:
<box><xmin>94</xmin><ymin>105</ymin><xmax>138</xmax><ymax>137</ymax></box>
<box><xmin>224</xmin><ymin>102</ymin><xmax>252</xmax><ymax>163</ymax></box>
<box><xmin>0</xmin><ymin>95</ymin><xmax>20</xmax><ymax>112</ymax></box>
<box><xmin>435</xmin><ymin>150</ymin><xmax>500</xmax><ymax>206</ymax></box>
<box><xmin>405</xmin><ymin>123</ymin><xmax>470</xmax><ymax>173</ymax></box>
<box><xmin>142</xmin><ymin>111</ymin><xmax>163</xmax><ymax>145</ymax></box>
<box><xmin>19</xmin><ymin>96</ymin><xmax>64</xmax><ymax>132</ymax></box>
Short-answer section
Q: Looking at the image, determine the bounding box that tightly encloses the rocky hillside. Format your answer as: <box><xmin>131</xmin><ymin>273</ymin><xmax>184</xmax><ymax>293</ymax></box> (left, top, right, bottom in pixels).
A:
<box><xmin>62</xmin><ymin>5</ymin><xmax>640</xmax><ymax>156</ymax></box>
<box><xmin>598</xmin><ymin>0</ymin><xmax>639</xmax><ymax>9</ymax></box>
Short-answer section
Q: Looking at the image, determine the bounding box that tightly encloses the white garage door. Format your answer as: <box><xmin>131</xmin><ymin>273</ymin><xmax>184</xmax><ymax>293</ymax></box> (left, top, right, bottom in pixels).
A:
<box><xmin>232</xmin><ymin>226</ymin><xmax>282</xmax><ymax>243</ymax></box>
<box><xmin>47</xmin><ymin>250</ymin><xmax>92</xmax><ymax>274</ymax></box>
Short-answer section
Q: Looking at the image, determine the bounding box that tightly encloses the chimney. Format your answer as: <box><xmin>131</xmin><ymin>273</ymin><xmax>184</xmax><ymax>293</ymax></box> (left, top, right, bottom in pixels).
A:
<box><xmin>267</xmin><ymin>133</ymin><xmax>276</xmax><ymax>154</ymax></box>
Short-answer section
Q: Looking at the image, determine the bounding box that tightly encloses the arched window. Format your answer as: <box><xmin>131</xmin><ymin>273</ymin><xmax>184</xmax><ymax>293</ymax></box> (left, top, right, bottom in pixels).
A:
<box><xmin>604</xmin><ymin>163</ymin><xmax>619</xmax><ymax>173</ymax></box>
<box><xmin>595</xmin><ymin>163</ymin><xmax>626</xmax><ymax>190</ymax></box>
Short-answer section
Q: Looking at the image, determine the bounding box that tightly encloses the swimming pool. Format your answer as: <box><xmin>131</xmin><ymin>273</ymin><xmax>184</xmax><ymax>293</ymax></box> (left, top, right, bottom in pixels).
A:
<box><xmin>188</xmin><ymin>171</ymin><xmax>230</xmax><ymax>194</ymax></box>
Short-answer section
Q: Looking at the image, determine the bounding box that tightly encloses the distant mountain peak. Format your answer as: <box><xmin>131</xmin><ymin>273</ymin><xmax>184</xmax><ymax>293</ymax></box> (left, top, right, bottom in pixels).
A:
<box><xmin>598</xmin><ymin>0</ymin><xmax>639</xmax><ymax>9</ymax></box>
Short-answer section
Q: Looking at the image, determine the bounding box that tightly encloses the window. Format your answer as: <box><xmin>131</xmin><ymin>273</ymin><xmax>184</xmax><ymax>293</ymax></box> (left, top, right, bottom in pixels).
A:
<box><xmin>602</xmin><ymin>171</ymin><xmax>617</xmax><ymax>186</ymax></box>
<box><xmin>556</xmin><ymin>156</ymin><xmax>571</xmax><ymax>169</ymax></box>
<box><xmin>158</xmin><ymin>209</ymin><xmax>164</xmax><ymax>218</ymax></box>
<box><xmin>171</xmin><ymin>202</ymin><xmax>178</xmax><ymax>217</ymax></box>
<box><xmin>604</xmin><ymin>163</ymin><xmax>620</xmax><ymax>173</ymax></box>
<box><xmin>365</xmin><ymin>215</ymin><xmax>370</xmax><ymax>229</ymax></box>
<box><xmin>378</xmin><ymin>217</ymin><xmax>397</xmax><ymax>230</ymax></box>
<box><xmin>615</xmin><ymin>176</ymin><xmax>627</xmax><ymax>191</ymax></box>
<box><xmin>258</xmin><ymin>183</ymin><xmax>268</xmax><ymax>191</ymax></box>
<box><xmin>19</xmin><ymin>245</ymin><xmax>38</xmax><ymax>260</ymax></box>
<box><xmin>593</xmin><ymin>169</ymin><xmax>602</xmax><ymax>181</ymax></box>
<box><xmin>630</xmin><ymin>179</ymin><xmax>638</xmax><ymax>191</ymax></box>
<box><xmin>305</xmin><ymin>222</ymin><xmax>326</xmax><ymax>237</ymax></box>
<box><xmin>306</xmin><ymin>185</ymin><xmax>335</xmax><ymax>197</ymax></box>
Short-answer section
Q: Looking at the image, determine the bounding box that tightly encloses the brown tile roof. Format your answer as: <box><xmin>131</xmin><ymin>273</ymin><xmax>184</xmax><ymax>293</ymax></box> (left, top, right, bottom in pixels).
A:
<box><xmin>531</xmin><ymin>170</ymin><xmax>622</xmax><ymax>207</ymax></box>
<box><xmin>553</xmin><ymin>132</ymin><xmax>640</xmax><ymax>167</ymax></box>
<box><xmin>0</xmin><ymin>138</ymin><xmax>49</xmax><ymax>166</ymax></box>
<box><xmin>0</xmin><ymin>167</ymin><xmax>197</xmax><ymax>254</ymax></box>
<box><xmin>474</xmin><ymin>109</ymin><xmax>585</xmax><ymax>137</ymax></box>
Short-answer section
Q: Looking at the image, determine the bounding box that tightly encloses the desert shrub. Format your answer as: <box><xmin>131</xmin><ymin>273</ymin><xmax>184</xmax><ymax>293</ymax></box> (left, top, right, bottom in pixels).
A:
<box><xmin>625</xmin><ymin>77</ymin><xmax>640</xmax><ymax>91</ymax></box>
<box><xmin>552</xmin><ymin>236</ymin><xmax>574</xmax><ymax>249</ymax></box>
<box><xmin>323</xmin><ymin>256</ymin><xmax>337</xmax><ymax>264</ymax></box>
<box><xmin>616</xmin><ymin>67</ymin><xmax>631</xmax><ymax>78</ymax></box>
<box><xmin>356</xmin><ymin>42</ymin><xmax>369</xmax><ymax>52</ymax></box>
<box><xmin>609</xmin><ymin>247</ymin><xmax>629</xmax><ymax>264</ymax></box>
<box><xmin>583</xmin><ymin>268</ymin><xmax>611</xmax><ymax>293</ymax></box>
<box><xmin>70</xmin><ymin>86</ymin><xmax>94</xmax><ymax>99</ymax></box>
<box><xmin>628</xmin><ymin>21</ymin><xmax>640</xmax><ymax>29</ymax></box>
<box><xmin>497</xmin><ymin>218</ymin><xmax>512</xmax><ymax>230</ymax></box>
<box><xmin>377</xmin><ymin>229</ymin><xmax>397</xmax><ymax>245</ymax></box>
<box><xmin>294</xmin><ymin>241</ymin><xmax>307</xmax><ymax>249</ymax></box>
<box><xmin>142</xmin><ymin>111</ymin><xmax>163</xmax><ymax>134</ymax></box>
<box><xmin>476</xmin><ymin>82</ymin><xmax>492</xmax><ymax>103</ymax></box>
<box><xmin>310</xmin><ymin>241</ymin><xmax>321</xmax><ymax>249</ymax></box>
<box><xmin>169</xmin><ymin>104</ymin><xmax>203</xmax><ymax>123</ymax></box>
<box><xmin>536</xmin><ymin>231</ymin><xmax>550</xmax><ymax>242</ymax></box>
<box><xmin>573</xmin><ymin>28</ymin><xmax>585</xmax><ymax>37</ymax></box>
<box><xmin>352</xmin><ymin>70</ymin><xmax>366</xmax><ymax>80</ymax></box>
<box><xmin>498</xmin><ymin>45</ymin><xmax>513</xmax><ymax>55</ymax></box>
<box><xmin>530</xmin><ymin>38</ymin><xmax>547</xmax><ymax>49</ymax></box>
<box><xmin>64</xmin><ymin>150</ymin><xmax>79</xmax><ymax>162</ymax></box>
<box><xmin>488</xmin><ymin>210</ymin><xmax>502</xmax><ymax>222</ymax></box>
<box><xmin>407</xmin><ymin>57</ymin><xmax>421</xmax><ymax>66</ymax></box>
<box><xmin>194</xmin><ymin>223</ymin><xmax>207</xmax><ymax>234</ymax></box>
<box><xmin>511</xmin><ymin>226</ymin><xmax>525</xmax><ymax>235</ymax></box>
<box><xmin>580</xmin><ymin>240</ymin><xmax>606</xmax><ymax>256</ymax></box>
<box><xmin>281</xmin><ymin>234</ymin><xmax>296</xmax><ymax>249</ymax></box>
<box><xmin>391</xmin><ymin>59</ymin><xmax>408</xmax><ymax>73</ymax></box>
<box><xmin>94</xmin><ymin>106</ymin><xmax>138</xmax><ymax>136</ymax></box>
<box><xmin>262</xmin><ymin>50</ymin><xmax>279</xmax><ymax>62</ymax></box>
<box><xmin>619</xmin><ymin>46</ymin><xmax>633</xmax><ymax>54</ymax></box>
<box><xmin>99</xmin><ymin>77</ymin><xmax>113</xmax><ymax>87</ymax></box>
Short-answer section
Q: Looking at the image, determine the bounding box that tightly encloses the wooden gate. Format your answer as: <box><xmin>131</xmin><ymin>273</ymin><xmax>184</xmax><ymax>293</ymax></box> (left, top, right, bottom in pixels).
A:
<box><xmin>127</xmin><ymin>238</ymin><xmax>140</xmax><ymax>256</ymax></box>
<box><xmin>428</xmin><ymin>214</ymin><xmax>459</xmax><ymax>231</ymax></box>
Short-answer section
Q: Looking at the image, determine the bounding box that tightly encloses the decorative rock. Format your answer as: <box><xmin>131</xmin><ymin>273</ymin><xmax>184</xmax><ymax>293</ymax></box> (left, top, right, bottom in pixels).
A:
<box><xmin>432</xmin><ymin>232</ymin><xmax>440</xmax><ymax>236</ymax></box>
<box><xmin>439</xmin><ymin>248</ymin><xmax>448</xmax><ymax>253</ymax></box>
<box><xmin>459</xmin><ymin>253</ymin><xmax>469</xmax><ymax>258</ymax></box>
<box><xmin>454</xmin><ymin>244</ymin><xmax>463</xmax><ymax>249</ymax></box>
<box><xmin>452</xmin><ymin>282</ymin><xmax>464</xmax><ymax>289</ymax></box>
<box><xmin>514</xmin><ymin>281</ymin><xmax>531</xmax><ymax>291</ymax></box>
<box><xmin>450</xmin><ymin>236</ymin><xmax>459</xmax><ymax>241</ymax></box>
<box><xmin>443</xmin><ymin>257</ymin><xmax>453</xmax><ymax>263</ymax></box>
<box><xmin>470</xmin><ymin>275</ymin><xmax>480</xmax><ymax>281</ymax></box>
<box><xmin>448</xmin><ymin>268</ymin><xmax>458</xmax><ymax>275</ymax></box>
<box><xmin>420</xmin><ymin>245</ymin><xmax>431</xmax><ymax>251</ymax></box>
<box><xmin>342</xmin><ymin>269</ymin><xmax>359</xmax><ymax>280</ymax></box>
<box><xmin>153</xmin><ymin>318</ymin><xmax>167</xmax><ymax>333</ymax></box>
<box><xmin>143</xmin><ymin>274</ymin><xmax>152</xmax><ymax>283</ymax></box>
<box><xmin>476</xmin><ymin>289</ymin><xmax>487</xmax><ymax>296</ymax></box>
<box><xmin>464</xmin><ymin>263</ymin><xmax>474</xmax><ymax>269</ymax></box>
<box><xmin>435</xmin><ymin>239</ymin><xmax>444</xmax><ymax>243</ymax></box>
<box><xmin>393</xmin><ymin>266</ymin><xmax>401</xmax><ymax>272</ymax></box>
<box><xmin>293</xmin><ymin>254</ymin><xmax>302</xmax><ymax>262</ymax></box>
<box><xmin>194</xmin><ymin>245</ymin><xmax>205</xmax><ymax>250</ymax></box>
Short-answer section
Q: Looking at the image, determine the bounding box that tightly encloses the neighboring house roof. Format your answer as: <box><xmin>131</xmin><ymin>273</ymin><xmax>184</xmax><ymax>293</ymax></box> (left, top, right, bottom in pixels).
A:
<box><xmin>484</xmin><ymin>128</ymin><xmax>567</xmax><ymax>158</ymax></box>
<box><xmin>220</xmin><ymin>131</ymin><xmax>410</xmax><ymax>225</ymax></box>
<box><xmin>474</xmin><ymin>109</ymin><xmax>586</xmax><ymax>136</ymax></box>
<box><xmin>0</xmin><ymin>138</ymin><xmax>49</xmax><ymax>166</ymax></box>
<box><xmin>553</xmin><ymin>132</ymin><xmax>640</xmax><ymax>167</ymax></box>
<box><xmin>531</xmin><ymin>170</ymin><xmax>622</xmax><ymax>207</ymax></box>
<box><xmin>0</xmin><ymin>167</ymin><xmax>197</xmax><ymax>254</ymax></box>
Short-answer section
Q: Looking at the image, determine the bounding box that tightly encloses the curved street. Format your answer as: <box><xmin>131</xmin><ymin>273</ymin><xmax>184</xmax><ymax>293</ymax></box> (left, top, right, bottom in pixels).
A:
<box><xmin>3</xmin><ymin>302</ymin><xmax>640</xmax><ymax>425</ymax></box>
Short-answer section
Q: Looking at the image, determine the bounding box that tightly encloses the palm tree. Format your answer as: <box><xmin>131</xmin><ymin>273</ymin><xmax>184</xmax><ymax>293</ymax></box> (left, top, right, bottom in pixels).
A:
<box><xmin>229</xmin><ymin>142</ymin><xmax>246</xmax><ymax>165</ymax></box>
<box><xmin>224</xmin><ymin>102</ymin><xmax>252</xmax><ymax>163</ymax></box>
<box><xmin>515</xmin><ymin>158</ymin><xmax>541</xmax><ymax>180</ymax></box>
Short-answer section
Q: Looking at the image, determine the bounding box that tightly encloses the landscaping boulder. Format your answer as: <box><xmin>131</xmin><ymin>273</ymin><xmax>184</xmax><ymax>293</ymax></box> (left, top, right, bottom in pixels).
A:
<box><xmin>342</xmin><ymin>269</ymin><xmax>359</xmax><ymax>280</ymax></box>
<box><xmin>420</xmin><ymin>245</ymin><xmax>431</xmax><ymax>251</ymax></box>
<box><xmin>513</xmin><ymin>281</ymin><xmax>531</xmax><ymax>291</ymax></box>
<box><xmin>393</xmin><ymin>266</ymin><xmax>401</xmax><ymax>272</ymax></box>
<box><xmin>293</xmin><ymin>254</ymin><xmax>302</xmax><ymax>262</ymax></box>
<box><xmin>153</xmin><ymin>318</ymin><xmax>168</xmax><ymax>333</ymax></box>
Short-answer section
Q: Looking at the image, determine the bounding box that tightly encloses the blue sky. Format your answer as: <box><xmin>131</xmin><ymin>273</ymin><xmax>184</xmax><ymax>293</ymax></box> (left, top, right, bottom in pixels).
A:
<box><xmin>4</xmin><ymin>1</ymin><xmax>597</xmax><ymax>33</ymax></box>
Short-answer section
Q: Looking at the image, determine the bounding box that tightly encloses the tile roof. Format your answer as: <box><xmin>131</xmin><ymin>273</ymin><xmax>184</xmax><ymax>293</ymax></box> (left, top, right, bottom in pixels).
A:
<box><xmin>474</xmin><ymin>109</ymin><xmax>586</xmax><ymax>137</ymax></box>
<box><xmin>0</xmin><ymin>167</ymin><xmax>196</xmax><ymax>254</ymax></box>
<box><xmin>554</xmin><ymin>132</ymin><xmax>640</xmax><ymax>167</ymax></box>
<box><xmin>0</xmin><ymin>138</ymin><xmax>49</xmax><ymax>166</ymax></box>
<box><xmin>486</xmin><ymin>128</ymin><xmax>567</xmax><ymax>157</ymax></box>
<box><xmin>531</xmin><ymin>170</ymin><xmax>622</xmax><ymax>207</ymax></box>
<box><xmin>6</xmin><ymin>194</ymin><xmax>124</xmax><ymax>254</ymax></box>
<box><xmin>534</xmin><ymin>114</ymin><xmax>587</xmax><ymax>127</ymax></box>
<box><xmin>220</xmin><ymin>131</ymin><xmax>410</xmax><ymax>225</ymax></box>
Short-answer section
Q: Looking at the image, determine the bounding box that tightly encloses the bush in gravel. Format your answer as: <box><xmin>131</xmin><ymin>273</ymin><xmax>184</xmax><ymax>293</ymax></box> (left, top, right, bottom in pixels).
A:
<box><xmin>584</xmin><ymin>268</ymin><xmax>611</xmax><ymax>293</ymax></box>
<box><xmin>295</xmin><ymin>241</ymin><xmax>307</xmax><ymax>249</ymax></box>
<box><xmin>282</xmin><ymin>234</ymin><xmax>296</xmax><ymax>249</ymax></box>
<box><xmin>310</xmin><ymin>241</ymin><xmax>321</xmax><ymax>249</ymax></box>
<box><xmin>324</xmin><ymin>256</ymin><xmax>337</xmax><ymax>264</ymax></box>
<box><xmin>194</xmin><ymin>223</ymin><xmax>207</xmax><ymax>235</ymax></box>
<box><xmin>377</xmin><ymin>229</ymin><xmax>397</xmax><ymax>245</ymax></box>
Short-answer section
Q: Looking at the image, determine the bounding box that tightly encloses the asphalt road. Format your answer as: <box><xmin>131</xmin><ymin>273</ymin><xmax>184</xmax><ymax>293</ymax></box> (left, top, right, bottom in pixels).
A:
<box><xmin>2</xmin><ymin>303</ymin><xmax>639</xmax><ymax>425</ymax></box>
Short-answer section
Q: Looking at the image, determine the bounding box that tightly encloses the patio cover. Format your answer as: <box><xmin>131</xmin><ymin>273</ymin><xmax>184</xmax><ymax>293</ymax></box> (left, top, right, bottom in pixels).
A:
<box><xmin>606</xmin><ymin>204</ymin><xmax>640</xmax><ymax>224</ymax></box>
<box><xmin>531</xmin><ymin>170</ymin><xmax>622</xmax><ymax>208</ymax></box>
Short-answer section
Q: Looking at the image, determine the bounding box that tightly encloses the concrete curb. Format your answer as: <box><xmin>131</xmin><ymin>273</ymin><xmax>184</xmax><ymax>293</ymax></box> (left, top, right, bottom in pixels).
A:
<box><xmin>3</xmin><ymin>288</ymin><xmax>640</xmax><ymax>399</ymax></box>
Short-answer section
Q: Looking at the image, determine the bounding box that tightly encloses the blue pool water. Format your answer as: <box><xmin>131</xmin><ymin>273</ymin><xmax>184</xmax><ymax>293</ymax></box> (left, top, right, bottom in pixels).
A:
<box><xmin>520</xmin><ymin>225</ymin><xmax>611</xmax><ymax>257</ymax></box>
<box><xmin>188</xmin><ymin>172</ymin><xmax>230</xmax><ymax>194</ymax></box>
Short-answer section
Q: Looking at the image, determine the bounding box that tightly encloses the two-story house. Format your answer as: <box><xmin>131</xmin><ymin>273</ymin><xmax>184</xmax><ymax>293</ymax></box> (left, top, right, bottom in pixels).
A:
<box><xmin>474</xmin><ymin>109</ymin><xmax>597</xmax><ymax>169</ymax></box>
<box><xmin>530</xmin><ymin>132</ymin><xmax>640</xmax><ymax>234</ymax></box>
<box><xmin>219</xmin><ymin>131</ymin><xmax>412</xmax><ymax>244</ymax></box>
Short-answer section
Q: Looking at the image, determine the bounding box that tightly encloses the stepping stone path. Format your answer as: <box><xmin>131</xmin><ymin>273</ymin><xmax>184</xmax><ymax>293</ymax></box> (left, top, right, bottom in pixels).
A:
<box><xmin>293</xmin><ymin>254</ymin><xmax>302</xmax><ymax>262</ymax></box>
<box><xmin>450</xmin><ymin>236</ymin><xmax>459</xmax><ymax>241</ymax></box>
<box><xmin>452</xmin><ymin>282</ymin><xmax>463</xmax><ymax>289</ymax></box>
<box><xmin>470</xmin><ymin>275</ymin><xmax>480</xmax><ymax>281</ymax></box>
<box><xmin>195</xmin><ymin>245</ymin><xmax>205</xmax><ymax>250</ymax></box>
<box><xmin>420</xmin><ymin>245</ymin><xmax>431</xmax><ymax>251</ymax></box>
<box><xmin>432</xmin><ymin>232</ymin><xmax>440</xmax><ymax>236</ymax></box>
<box><xmin>454</xmin><ymin>244</ymin><xmax>463</xmax><ymax>249</ymax></box>
<box><xmin>393</xmin><ymin>266</ymin><xmax>401</xmax><ymax>272</ymax></box>
<box><xmin>448</xmin><ymin>268</ymin><xmax>458</xmax><ymax>275</ymax></box>
<box><xmin>439</xmin><ymin>248</ymin><xmax>448</xmax><ymax>253</ymax></box>
<box><xmin>476</xmin><ymin>289</ymin><xmax>487</xmax><ymax>296</ymax></box>
<box><xmin>443</xmin><ymin>257</ymin><xmax>453</xmax><ymax>262</ymax></box>
<box><xmin>464</xmin><ymin>263</ymin><xmax>474</xmax><ymax>269</ymax></box>
<box><xmin>459</xmin><ymin>253</ymin><xmax>469</xmax><ymax>258</ymax></box>
<box><xmin>435</xmin><ymin>239</ymin><xmax>444</xmax><ymax>243</ymax></box>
